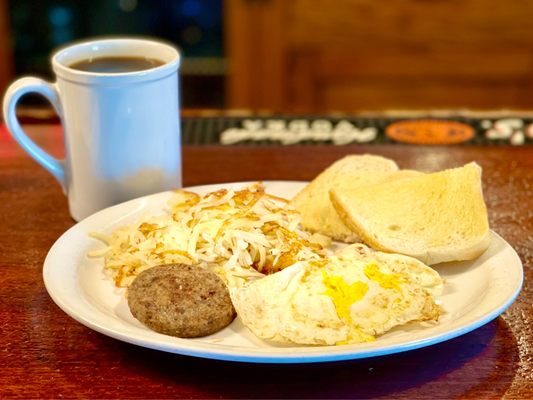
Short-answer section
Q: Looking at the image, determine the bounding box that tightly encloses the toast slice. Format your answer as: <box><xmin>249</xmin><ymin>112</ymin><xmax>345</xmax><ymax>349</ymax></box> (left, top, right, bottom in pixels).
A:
<box><xmin>291</xmin><ymin>155</ymin><xmax>399</xmax><ymax>242</ymax></box>
<box><xmin>330</xmin><ymin>162</ymin><xmax>491</xmax><ymax>264</ymax></box>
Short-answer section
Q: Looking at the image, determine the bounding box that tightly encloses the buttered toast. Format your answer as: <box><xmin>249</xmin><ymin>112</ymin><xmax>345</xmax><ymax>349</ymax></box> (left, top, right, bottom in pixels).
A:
<box><xmin>330</xmin><ymin>162</ymin><xmax>491</xmax><ymax>265</ymax></box>
<box><xmin>291</xmin><ymin>155</ymin><xmax>399</xmax><ymax>242</ymax></box>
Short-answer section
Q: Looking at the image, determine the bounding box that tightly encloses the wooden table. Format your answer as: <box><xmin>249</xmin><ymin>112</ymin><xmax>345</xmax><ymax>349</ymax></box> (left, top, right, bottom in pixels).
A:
<box><xmin>0</xmin><ymin>122</ymin><xmax>531</xmax><ymax>399</ymax></box>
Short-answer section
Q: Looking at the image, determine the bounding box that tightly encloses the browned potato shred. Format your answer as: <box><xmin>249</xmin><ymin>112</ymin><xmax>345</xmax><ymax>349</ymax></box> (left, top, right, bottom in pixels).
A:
<box><xmin>89</xmin><ymin>183</ymin><xmax>330</xmax><ymax>287</ymax></box>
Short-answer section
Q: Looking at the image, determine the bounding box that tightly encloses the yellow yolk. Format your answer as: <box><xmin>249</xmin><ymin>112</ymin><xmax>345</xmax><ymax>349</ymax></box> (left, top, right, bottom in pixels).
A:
<box><xmin>337</xmin><ymin>330</ymin><xmax>376</xmax><ymax>345</ymax></box>
<box><xmin>364</xmin><ymin>263</ymin><xmax>403</xmax><ymax>292</ymax></box>
<box><xmin>322</xmin><ymin>271</ymin><xmax>368</xmax><ymax>322</ymax></box>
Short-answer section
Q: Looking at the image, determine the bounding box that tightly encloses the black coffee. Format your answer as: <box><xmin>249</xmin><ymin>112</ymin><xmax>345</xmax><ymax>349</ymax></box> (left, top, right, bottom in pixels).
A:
<box><xmin>69</xmin><ymin>56</ymin><xmax>165</xmax><ymax>73</ymax></box>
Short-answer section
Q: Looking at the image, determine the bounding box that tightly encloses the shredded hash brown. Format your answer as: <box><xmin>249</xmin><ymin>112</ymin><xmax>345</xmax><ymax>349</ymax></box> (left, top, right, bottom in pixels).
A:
<box><xmin>89</xmin><ymin>183</ymin><xmax>330</xmax><ymax>287</ymax></box>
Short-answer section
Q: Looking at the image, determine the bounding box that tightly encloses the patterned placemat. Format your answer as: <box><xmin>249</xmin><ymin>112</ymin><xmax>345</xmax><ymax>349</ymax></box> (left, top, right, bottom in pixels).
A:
<box><xmin>181</xmin><ymin>115</ymin><xmax>533</xmax><ymax>146</ymax></box>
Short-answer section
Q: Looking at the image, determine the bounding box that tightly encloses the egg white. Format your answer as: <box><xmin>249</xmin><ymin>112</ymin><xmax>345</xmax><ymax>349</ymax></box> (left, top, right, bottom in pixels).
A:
<box><xmin>230</xmin><ymin>245</ymin><xmax>442</xmax><ymax>346</ymax></box>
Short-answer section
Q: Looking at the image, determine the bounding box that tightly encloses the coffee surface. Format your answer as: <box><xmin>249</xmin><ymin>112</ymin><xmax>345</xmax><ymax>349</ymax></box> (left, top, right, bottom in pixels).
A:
<box><xmin>69</xmin><ymin>56</ymin><xmax>165</xmax><ymax>73</ymax></box>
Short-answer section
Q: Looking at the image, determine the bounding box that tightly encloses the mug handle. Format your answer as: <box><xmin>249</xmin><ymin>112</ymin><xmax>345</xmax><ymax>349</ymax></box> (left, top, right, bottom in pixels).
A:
<box><xmin>2</xmin><ymin>77</ymin><xmax>66</xmax><ymax>192</ymax></box>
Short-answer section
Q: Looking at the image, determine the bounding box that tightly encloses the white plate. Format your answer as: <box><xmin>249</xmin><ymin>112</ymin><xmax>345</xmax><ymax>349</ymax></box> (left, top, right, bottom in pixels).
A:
<box><xmin>43</xmin><ymin>181</ymin><xmax>523</xmax><ymax>363</ymax></box>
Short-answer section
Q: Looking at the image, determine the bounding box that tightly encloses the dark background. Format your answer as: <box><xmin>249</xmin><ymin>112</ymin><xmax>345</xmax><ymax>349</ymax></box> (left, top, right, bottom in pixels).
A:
<box><xmin>8</xmin><ymin>0</ymin><xmax>225</xmax><ymax>109</ymax></box>
<box><xmin>4</xmin><ymin>1</ymin><xmax>533</xmax><ymax>114</ymax></box>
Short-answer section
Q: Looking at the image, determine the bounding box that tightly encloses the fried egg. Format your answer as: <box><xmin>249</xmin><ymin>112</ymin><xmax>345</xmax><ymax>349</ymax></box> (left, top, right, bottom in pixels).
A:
<box><xmin>230</xmin><ymin>244</ymin><xmax>442</xmax><ymax>345</ymax></box>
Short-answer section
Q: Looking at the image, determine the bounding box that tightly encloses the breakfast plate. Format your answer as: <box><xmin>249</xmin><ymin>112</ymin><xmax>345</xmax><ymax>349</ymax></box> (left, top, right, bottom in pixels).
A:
<box><xmin>43</xmin><ymin>181</ymin><xmax>523</xmax><ymax>363</ymax></box>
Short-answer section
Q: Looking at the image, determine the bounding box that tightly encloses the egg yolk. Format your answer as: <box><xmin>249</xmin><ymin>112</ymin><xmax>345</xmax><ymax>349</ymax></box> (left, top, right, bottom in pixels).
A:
<box><xmin>322</xmin><ymin>271</ymin><xmax>368</xmax><ymax>322</ymax></box>
<box><xmin>364</xmin><ymin>263</ymin><xmax>403</xmax><ymax>292</ymax></box>
<box><xmin>338</xmin><ymin>330</ymin><xmax>376</xmax><ymax>345</ymax></box>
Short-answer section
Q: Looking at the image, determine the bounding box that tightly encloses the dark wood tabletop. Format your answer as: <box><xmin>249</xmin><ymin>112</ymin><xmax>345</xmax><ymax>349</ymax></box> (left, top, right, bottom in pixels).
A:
<box><xmin>0</xmin><ymin>122</ymin><xmax>531</xmax><ymax>399</ymax></box>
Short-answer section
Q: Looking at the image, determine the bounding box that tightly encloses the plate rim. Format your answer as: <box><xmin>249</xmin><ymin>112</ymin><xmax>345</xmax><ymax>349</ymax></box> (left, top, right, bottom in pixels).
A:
<box><xmin>43</xmin><ymin>180</ymin><xmax>524</xmax><ymax>363</ymax></box>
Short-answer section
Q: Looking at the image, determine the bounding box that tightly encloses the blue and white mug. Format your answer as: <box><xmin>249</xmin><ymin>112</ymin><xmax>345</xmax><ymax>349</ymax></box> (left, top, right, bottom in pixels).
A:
<box><xmin>3</xmin><ymin>38</ymin><xmax>182</xmax><ymax>221</ymax></box>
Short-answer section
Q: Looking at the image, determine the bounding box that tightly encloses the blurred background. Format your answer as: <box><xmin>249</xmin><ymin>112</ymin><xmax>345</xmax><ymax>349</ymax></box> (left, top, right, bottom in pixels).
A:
<box><xmin>2</xmin><ymin>0</ymin><xmax>533</xmax><ymax>114</ymax></box>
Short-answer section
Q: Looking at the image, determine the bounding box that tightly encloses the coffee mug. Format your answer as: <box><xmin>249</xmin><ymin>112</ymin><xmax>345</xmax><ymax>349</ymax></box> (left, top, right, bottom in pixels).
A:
<box><xmin>3</xmin><ymin>38</ymin><xmax>182</xmax><ymax>221</ymax></box>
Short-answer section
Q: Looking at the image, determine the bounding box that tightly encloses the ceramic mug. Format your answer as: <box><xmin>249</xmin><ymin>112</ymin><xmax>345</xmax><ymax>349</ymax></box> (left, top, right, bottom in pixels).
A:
<box><xmin>3</xmin><ymin>38</ymin><xmax>182</xmax><ymax>221</ymax></box>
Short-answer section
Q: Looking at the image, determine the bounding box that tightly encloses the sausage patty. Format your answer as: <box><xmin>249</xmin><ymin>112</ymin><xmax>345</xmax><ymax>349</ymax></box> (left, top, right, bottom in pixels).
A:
<box><xmin>127</xmin><ymin>263</ymin><xmax>236</xmax><ymax>338</ymax></box>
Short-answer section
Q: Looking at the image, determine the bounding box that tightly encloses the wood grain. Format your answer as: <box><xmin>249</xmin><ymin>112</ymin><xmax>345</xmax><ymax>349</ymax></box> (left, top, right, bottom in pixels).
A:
<box><xmin>0</xmin><ymin>127</ymin><xmax>531</xmax><ymax>398</ymax></box>
<box><xmin>226</xmin><ymin>0</ymin><xmax>533</xmax><ymax>112</ymax></box>
<box><xmin>0</xmin><ymin>0</ymin><xmax>14</xmax><ymax>96</ymax></box>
